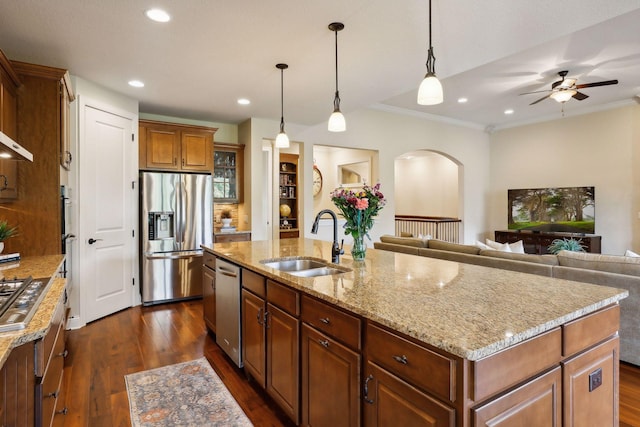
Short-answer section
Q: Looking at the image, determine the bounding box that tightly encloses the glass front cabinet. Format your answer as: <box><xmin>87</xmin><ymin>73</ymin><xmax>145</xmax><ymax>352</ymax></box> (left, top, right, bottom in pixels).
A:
<box><xmin>213</xmin><ymin>143</ymin><xmax>244</xmax><ymax>203</ymax></box>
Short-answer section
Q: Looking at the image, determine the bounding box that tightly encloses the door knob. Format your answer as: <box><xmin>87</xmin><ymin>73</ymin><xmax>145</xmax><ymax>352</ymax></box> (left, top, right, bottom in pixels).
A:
<box><xmin>88</xmin><ymin>238</ymin><xmax>102</xmax><ymax>244</ymax></box>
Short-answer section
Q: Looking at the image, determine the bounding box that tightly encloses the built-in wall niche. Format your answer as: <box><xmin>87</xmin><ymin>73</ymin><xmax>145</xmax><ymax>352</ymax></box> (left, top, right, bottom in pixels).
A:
<box><xmin>338</xmin><ymin>159</ymin><xmax>371</xmax><ymax>187</ymax></box>
<box><xmin>312</xmin><ymin>145</ymin><xmax>379</xmax><ymax>213</ymax></box>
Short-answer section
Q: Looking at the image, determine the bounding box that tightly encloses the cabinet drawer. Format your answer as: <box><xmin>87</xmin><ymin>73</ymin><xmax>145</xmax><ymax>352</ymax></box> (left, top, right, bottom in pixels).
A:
<box><xmin>267</xmin><ymin>280</ymin><xmax>299</xmax><ymax>316</ymax></box>
<box><xmin>473</xmin><ymin>328</ymin><xmax>561</xmax><ymax>402</ymax></box>
<box><xmin>301</xmin><ymin>295</ymin><xmax>360</xmax><ymax>350</ymax></box>
<box><xmin>37</xmin><ymin>298</ymin><xmax>65</xmax><ymax>377</ymax></box>
<box><xmin>40</xmin><ymin>324</ymin><xmax>66</xmax><ymax>427</ymax></box>
<box><xmin>203</xmin><ymin>251</ymin><xmax>216</xmax><ymax>270</ymax></box>
<box><xmin>242</xmin><ymin>268</ymin><xmax>265</xmax><ymax>298</ymax></box>
<box><xmin>562</xmin><ymin>305</ymin><xmax>619</xmax><ymax>357</ymax></box>
<box><xmin>366</xmin><ymin>322</ymin><xmax>456</xmax><ymax>403</ymax></box>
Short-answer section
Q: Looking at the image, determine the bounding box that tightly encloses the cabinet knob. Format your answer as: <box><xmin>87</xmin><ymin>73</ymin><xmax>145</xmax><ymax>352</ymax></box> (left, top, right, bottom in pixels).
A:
<box><xmin>319</xmin><ymin>339</ymin><xmax>329</xmax><ymax>348</ymax></box>
<box><xmin>257</xmin><ymin>308</ymin><xmax>264</xmax><ymax>325</ymax></box>
<box><xmin>47</xmin><ymin>390</ymin><xmax>60</xmax><ymax>399</ymax></box>
<box><xmin>56</xmin><ymin>407</ymin><xmax>69</xmax><ymax>416</ymax></box>
<box><xmin>319</xmin><ymin>317</ymin><xmax>330</xmax><ymax>325</ymax></box>
<box><xmin>58</xmin><ymin>349</ymin><xmax>69</xmax><ymax>358</ymax></box>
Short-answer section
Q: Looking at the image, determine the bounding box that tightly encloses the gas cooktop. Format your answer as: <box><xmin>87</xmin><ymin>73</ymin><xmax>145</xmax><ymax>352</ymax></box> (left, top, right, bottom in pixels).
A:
<box><xmin>0</xmin><ymin>277</ymin><xmax>51</xmax><ymax>333</ymax></box>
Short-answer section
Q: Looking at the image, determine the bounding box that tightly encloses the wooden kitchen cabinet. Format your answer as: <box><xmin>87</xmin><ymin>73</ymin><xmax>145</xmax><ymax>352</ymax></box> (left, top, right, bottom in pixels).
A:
<box><xmin>214</xmin><ymin>143</ymin><xmax>244</xmax><ymax>202</ymax></box>
<box><xmin>139</xmin><ymin>119</ymin><xmax>216</xmax><ymax>172</ymax></box>
<box><xmin>301</xmin><ymin>295</ymin><xmax>361</xmax><ymax>427</ymax></box>
<box><xmin>241</xmin><ymin>272</ymin><xmax>300</xmax><ymax>424</ymax></box>
<box><xmin>35</xmin><ymin>292</ymin><xmax>69</xmax><ymax>426</ymax></box>
<box><xmin>5</xmin><ymin>61</ymin><xmax>71</xmax><ymax>256</ymax></box>
<box><xmin>0</xmin><ymin>341</ymin><xmax>36</xmax><ymax>427</ymax></box>
<box><xmin>364</xmin><ymin>361</ymin><xmax>455</xmax><ymax>427</ymax></box>
<box><xmin>473</xmin><ymin>366</ymin><xmax>561</xmax><ymax>426</ymax></box>
<box><xmin>0</xmin><ymin>50</ymin><xmax>20</xmax><ymax>200</ymax></box>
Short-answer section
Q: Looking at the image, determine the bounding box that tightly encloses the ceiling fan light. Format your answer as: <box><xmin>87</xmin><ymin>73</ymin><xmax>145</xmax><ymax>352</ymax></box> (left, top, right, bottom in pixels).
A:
<box><xmin>328</xmin><ymin>109</ymin><xmax>346</xmax><ymax>132</ymax></box>
<box><xmin>550</xmin><ymin>89</ymin><xmax>576</xmax><ymax>103</ymax></box>
<box><xmin>275</xmin><ymin>131</ymin><xmax>290</xmax><ymax>148</ymax></box>
<box><xmin>417</xmin><ymin>74</ymin><xmax>443</xmax><ymax>105</ymax></box>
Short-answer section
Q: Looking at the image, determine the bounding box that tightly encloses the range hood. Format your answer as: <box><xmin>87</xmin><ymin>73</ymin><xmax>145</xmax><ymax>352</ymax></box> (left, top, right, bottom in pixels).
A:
<box><xmin>0</xmin><ymin>131</ymin><xmax>33</xmax><ymax>162</ymax></box>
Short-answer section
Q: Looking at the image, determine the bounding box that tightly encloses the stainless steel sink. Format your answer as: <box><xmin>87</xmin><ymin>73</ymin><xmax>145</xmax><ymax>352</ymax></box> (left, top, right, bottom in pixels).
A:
<box><xmin>260</xmin><ymin>257</ymin><xmax>350</xmax><ymax>277</ymax></box>
<box><xmin>288</xmin><ymin>267</ymin><xmax>346</xmax><ymax>277</ymax></box>
<box><xmin>262</xmin><ymin>259</ymin><xmax>327</xmax><ymax>271</ymax></box>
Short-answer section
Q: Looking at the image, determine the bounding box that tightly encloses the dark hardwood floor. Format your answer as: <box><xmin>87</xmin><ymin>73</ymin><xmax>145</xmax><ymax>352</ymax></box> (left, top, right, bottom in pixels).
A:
<box><xmin>61</xmin><ymin>301</ymin><xmax>640</xmax><ymax>427</ymax></box>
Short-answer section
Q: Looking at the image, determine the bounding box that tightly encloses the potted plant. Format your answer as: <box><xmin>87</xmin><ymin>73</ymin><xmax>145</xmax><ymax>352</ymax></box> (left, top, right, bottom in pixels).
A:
<box><xmin>221</xmin><ymin>209</ymin><xmax>232</xmax><ymax>227</ymax></box>
<box><xmin>547</xmin><ymin>237</ymin><xmax>586</xmax><ymax>255</ymax></box>
<box><xmin>0</xmin><ymin>220</ymin><xmax>18</xmax><ymax>253</ymax></box>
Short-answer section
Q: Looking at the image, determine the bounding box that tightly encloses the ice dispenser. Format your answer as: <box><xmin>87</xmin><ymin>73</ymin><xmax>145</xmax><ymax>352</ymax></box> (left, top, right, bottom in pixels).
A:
<box><xmin>148</xmin><ymin>212</ymin><xmax>175</xmax><ymax>240</ymax></box>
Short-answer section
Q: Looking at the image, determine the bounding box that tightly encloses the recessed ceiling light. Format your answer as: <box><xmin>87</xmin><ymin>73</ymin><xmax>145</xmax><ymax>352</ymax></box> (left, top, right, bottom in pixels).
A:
<box><xmin>237</xmin><ymin>98</ymin><xmax>250</xmax><ymax>105</ymax></box>
<box><xmin>145</xmin><ymin>8</ymin><xmax>171</xmax><ymax>23</ymax></box>
<box><xmin>128</xmin><ymin>80</ymin><xmax>145</xmax><ymax>88</ymax></box>
<box><xmin>457</xmin><ymin>97</ymin><xmax>468</xmax><ymax>103</ymax></box>
<box><xmin>504</xmin><ymin>109</ymin><xmax>514</xmax><ymax>115</ymax></box>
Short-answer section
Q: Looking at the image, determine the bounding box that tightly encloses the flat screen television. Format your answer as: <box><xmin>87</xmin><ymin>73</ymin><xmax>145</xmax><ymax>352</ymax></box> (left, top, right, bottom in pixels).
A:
<box><xmin>508</xmin><ymin>186</ymin><xmax>595</xmax><ymax>234</ymax></box>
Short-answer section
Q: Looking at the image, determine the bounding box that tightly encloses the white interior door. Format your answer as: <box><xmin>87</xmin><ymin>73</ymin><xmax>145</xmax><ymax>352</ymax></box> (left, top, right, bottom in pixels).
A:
<box><xmin>80</xmin><ymin>101</ymin><xmax>136</xmax><ymax>323</ymax></box>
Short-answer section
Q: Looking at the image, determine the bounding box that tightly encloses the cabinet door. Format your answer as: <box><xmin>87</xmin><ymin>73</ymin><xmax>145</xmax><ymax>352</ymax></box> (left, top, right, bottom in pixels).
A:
<box><xmin>203</xmin><ymin>265</ymin><xmax>216</xmax><ymax>333</ymax></box>
<box><xmin>364</xmin><ymin>361</ymin><xmax>455</xmax><ymax>427</ymax></box>
<box><xmin>242</xmin><ymin>289</ymin><xmax>266</xmax><ymax>388</ymax></box>
<box><xmin>474</xmin><ymin>366</ymin><xmax>561</xmax><ymax>427</ymax></box>
<box><xmin>145</xmin><ymin>127</ymin><xmax>181</xmax><ymax>170</ymax></box>
<box><xmin>181</xmin><ymin>129</ymin><xmax>212</xmax><ymax>171</ymax></box>
<box><xmin>267</xmin><ymin>303</ymin><xmax>300</xmax><ymax>424</ymax></box>
<box><xmin>0</xmin><ymin>79</ymin><xmax>18</xmax><ymax>200</ymax></box>
<box><xmin>0</xmin><ymin>341</ymin><xmax>35</xmax><ymax>427</ymax></box>
<box><xmin>301</xmin><ymin>323</ymin><xmax>360</xmax><ymax>427</ymax></box>
<box><xmin>563</xmin><ymin>337</ymin><xmax>619</xmax><ymax>427</ymax></box>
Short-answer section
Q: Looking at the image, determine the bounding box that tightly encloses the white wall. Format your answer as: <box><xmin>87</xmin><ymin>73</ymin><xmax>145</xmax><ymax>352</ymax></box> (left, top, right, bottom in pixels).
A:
<box><xmin>489</xmin><ymin>105</ymin><xmax>639</xmax><ymax>254</ymax></box>
<box><xmin>294</xmin><ymin>108</ymin><xmax>491</xmax><ymax>245</ymax></box>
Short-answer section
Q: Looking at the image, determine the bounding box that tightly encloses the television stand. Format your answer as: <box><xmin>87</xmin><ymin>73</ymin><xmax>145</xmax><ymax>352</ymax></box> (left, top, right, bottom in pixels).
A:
<box><xmin>495</xmin><ymin>230</ymin><xmax>601</xmax><ymax>254</ymax></box>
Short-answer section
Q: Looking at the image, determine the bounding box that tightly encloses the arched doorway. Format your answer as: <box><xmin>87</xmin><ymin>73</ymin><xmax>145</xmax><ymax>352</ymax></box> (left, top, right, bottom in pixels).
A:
<box><xmin>394</xmin><ymin>150</ymin><xmax>463</xmax><ymax>241</ymax></box>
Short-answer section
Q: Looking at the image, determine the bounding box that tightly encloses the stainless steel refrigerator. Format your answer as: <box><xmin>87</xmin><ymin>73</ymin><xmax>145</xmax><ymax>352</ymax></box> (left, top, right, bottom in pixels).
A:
<box><xmin>140</xmin><ymin>172</ymin><xmax>212</xmax><ymax>305</ymax></box>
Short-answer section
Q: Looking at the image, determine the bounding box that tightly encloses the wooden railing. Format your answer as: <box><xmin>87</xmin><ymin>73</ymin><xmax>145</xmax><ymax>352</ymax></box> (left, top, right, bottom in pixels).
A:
<box><xmin>394</xmin><ymin>215</ymin><xmax>462</xmax><ymax>243</ymax></box>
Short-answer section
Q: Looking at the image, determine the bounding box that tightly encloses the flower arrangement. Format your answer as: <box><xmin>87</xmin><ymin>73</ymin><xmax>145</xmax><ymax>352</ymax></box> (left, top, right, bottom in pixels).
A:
<box><xmin>330</xmin><ymin>183</ymin><xmax>386</xmax><ymax>260</ymax></box>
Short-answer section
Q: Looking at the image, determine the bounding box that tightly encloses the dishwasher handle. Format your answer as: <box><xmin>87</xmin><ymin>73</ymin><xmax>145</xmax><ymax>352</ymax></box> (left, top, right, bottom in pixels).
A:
<box><xmin>218</xmin><ymin>265</ymin><xmax>239</xmax><ymax>278</ymax></box>
<box><xmin>145</xmin><ymin>252</ymin><xmax>202</xmax><ymax>260</ymax></box>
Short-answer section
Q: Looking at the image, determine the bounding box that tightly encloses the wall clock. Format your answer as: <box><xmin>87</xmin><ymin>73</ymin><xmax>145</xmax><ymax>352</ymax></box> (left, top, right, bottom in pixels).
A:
<box><xmin>312</xmin><ymin>166</ymin><xmax>323</xmax><ymax>196</ymax></box>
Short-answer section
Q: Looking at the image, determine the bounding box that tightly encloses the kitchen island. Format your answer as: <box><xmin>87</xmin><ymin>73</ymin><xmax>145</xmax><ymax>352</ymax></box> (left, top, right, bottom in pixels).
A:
<box><xmin>205</xmin><ymin>239</ymin><xmax>627</xmax><ymax>426</ymax></box>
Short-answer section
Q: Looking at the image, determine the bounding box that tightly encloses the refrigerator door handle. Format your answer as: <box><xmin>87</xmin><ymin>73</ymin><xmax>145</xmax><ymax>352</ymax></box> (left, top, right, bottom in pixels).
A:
<box><xmin>145</xmin><ymin>252</ymin><xmax>201</xmax><ymax>260</ymax></box>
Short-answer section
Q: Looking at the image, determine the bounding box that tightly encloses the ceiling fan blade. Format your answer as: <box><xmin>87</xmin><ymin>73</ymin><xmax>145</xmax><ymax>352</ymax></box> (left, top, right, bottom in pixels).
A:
<box><xmin>530</xmin><ymin>94</ymin><xmax>551</xmax><ymax>105</ymax></box>
<box><xmin>575</xmin><ymin>79</ymin><xmax>618</xmax><ymax>89</ymax></box>
<box><xmin>572</xmin><ymin>91</ymin><xmax>589</xmax><ymax>101</ymax></box>
<box><xmin>519</xmin><ymin>89</ymin><xmax>552</xmax><ymax>96</ymax></box>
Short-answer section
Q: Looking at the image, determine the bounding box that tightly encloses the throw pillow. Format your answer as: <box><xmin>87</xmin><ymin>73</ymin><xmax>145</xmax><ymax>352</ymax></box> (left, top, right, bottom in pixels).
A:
<box><xmin>400</xmin><ymin>231</ymin><xmax>413</xmax><ymax>237</ymax></box>
<box><xmin>509</xmin><ymin>240</ymin><xmax>525</xmax><ymax>254</ymax></box>
<box><xmin>625</xmin><ymin>249</ymin><xmax>640</xmax><ymax>257</ymax></box>
<box><xmin>476</xmin><ymin>240</ymin><xmax>492</xmax><ymax>250</ymax></box>
<box><xmin>485</xmin><ymin>239</ymin><xmax>512</xmax><ymax>252</ymax></box>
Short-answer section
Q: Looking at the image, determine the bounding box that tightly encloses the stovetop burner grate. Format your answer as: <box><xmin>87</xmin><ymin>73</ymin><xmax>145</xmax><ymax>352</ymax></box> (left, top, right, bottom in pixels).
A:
<box><xmin>0</xmin><ymin>277</ymin><xmax>51</xmax><ymax>333</ymax></box>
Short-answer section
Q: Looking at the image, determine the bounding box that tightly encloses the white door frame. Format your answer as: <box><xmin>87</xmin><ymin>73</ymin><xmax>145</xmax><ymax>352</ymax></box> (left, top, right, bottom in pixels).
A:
<box><xmin>75</xmin><ymin>95</ymin><xmax>138</xmax><ymax>327</ymax></box>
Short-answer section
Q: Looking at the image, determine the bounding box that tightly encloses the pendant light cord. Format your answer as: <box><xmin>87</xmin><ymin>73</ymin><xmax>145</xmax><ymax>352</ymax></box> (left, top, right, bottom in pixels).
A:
<box><xmin>333</xmin><ymin>28</ymin><xmax>341</xmax><ymax>110</ymax></box>
<box><xmin>425</xmin><ymin>0</ymin><xmax>436</xmax><ymax>74</ymax></box>
<box><xmin>280</xmin><ymin>67</ymin><xmax>285</xmax><ymax>132</ymax></box>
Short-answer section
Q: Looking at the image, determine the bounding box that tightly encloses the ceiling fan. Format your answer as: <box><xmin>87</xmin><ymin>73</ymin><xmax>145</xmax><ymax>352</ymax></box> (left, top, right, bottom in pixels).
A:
<box><xmin>521</xmin><ymin>70</ymin><xmax>618</xmax><ymax>105</ymax></box>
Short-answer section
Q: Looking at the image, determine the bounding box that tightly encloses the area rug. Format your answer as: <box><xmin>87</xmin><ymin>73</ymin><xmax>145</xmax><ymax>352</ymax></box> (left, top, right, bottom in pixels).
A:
<box><xmin>125</xmin><ymin>357</ymin><xmax>253</xmax><ymax>426</ymax></box>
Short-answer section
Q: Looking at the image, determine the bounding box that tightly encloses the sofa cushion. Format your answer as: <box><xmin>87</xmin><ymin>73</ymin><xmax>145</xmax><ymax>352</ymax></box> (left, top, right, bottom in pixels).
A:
<box><xmin>479</xmin><ymin>249</ymin><xmax>559</xmax><ymax>266</ymax></box>
<box><xmin>379</xmin><ymin>235</ymin><xmax>428</xmax><ymax>248</ymax></box>
<box><xmin>427</xmin><ymin>239</ymin><xmax>481</xmax><ymax>255</ymax></box>
<box><xmin>556</xmin><ymin>250</ymin><xmax>640</xmax><ymax>277</ymax></box>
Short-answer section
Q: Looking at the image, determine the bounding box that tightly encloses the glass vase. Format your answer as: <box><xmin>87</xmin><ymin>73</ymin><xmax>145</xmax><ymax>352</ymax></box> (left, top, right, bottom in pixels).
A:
<box><xmin>351</xmin><ymin>234</ymin><xmax>367</xmax><ymax>261</ymax></box>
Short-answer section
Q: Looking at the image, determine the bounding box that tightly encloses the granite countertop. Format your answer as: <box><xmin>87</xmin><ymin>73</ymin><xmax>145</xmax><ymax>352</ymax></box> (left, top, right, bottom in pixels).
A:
<box><xmin>0</xmin><ymin>255</ymin><xmax>66</xmax><ymax>368</ymax></box>
<box><xmin>205</xmin><ymin>239</ymin><xmax>628</xmax><ymax>361</ymax></box>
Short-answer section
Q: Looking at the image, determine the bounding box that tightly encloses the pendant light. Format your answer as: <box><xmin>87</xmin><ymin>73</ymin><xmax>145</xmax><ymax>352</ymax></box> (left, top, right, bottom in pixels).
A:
<box><xmin>328</xmin><ymin>22</ymin><xmax>346</xmax><ymax>132</ymax></box>
<box><xmin>275</xmin><ymin>63</ymin><xmax>290</xmax><ymax>148</ymax></box>
<box><xmin>417</xmin><ymin>0</ymin><xmax>443</xmax><ymax>105</ymax></box>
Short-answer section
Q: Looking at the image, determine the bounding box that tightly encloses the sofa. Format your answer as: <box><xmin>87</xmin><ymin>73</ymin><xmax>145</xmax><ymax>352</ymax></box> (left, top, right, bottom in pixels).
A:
<box><xmin>374</xmin><ymin>235</ymin><xmax>640</xmax><ymax>366</ymax></box>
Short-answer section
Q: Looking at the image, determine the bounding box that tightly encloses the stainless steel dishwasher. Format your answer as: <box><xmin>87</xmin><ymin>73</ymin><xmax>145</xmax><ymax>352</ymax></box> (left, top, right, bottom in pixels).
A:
<box><xmin>215</xmin><ymin>258</ymin><xmax>243</xmax><ymax>367</ymax></box>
